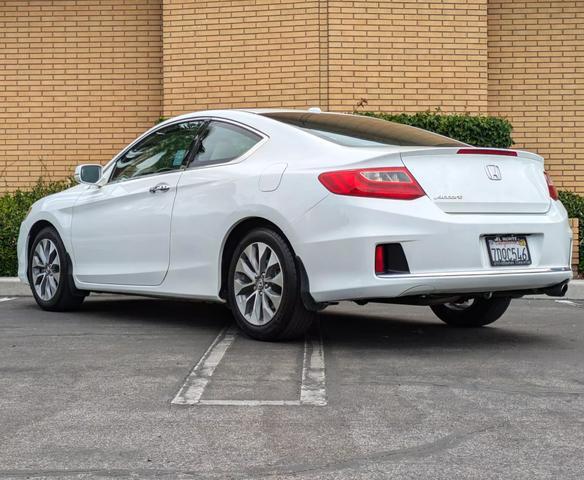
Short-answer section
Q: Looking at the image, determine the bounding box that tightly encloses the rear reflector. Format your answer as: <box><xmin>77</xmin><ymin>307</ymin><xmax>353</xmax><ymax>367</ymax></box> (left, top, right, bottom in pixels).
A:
<box><xmin>375</xmin><ymin>245</ymin><xmax>385</xmax><ymax>274</ymax></box>
<box><xmin>457</xmin><ymin>148</ymin><xmax>518</xmax><ymax>157</ymax></box>
<box><xmin>318</xmin><ymin>167</ymin><xmax>425</xmax><ymax>200</ymax></box>
<box><xmin>544</xmin><ymin>171</ymin><xmax>558</xmax><ymax>200</ymax></box>
<box><xmin>375</xmin><ymin>243</ymin><xmax>410</xmax><ymax>275</ymax></box>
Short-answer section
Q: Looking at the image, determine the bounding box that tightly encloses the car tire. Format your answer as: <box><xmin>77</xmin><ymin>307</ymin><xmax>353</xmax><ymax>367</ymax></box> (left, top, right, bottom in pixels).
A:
<box><xmin>430</xmin><ymin>297</ymin><xmax>511</xmax><ymax>327</ymax></box>
<box><xmin>28</xmin><ymin>227</ymin><xmax>86</xmax><ymax>311</ymax></box>
<box><xmin>227</xmin><ymin>228</ymin><xmax>315</xmax><ymax>341</ymax></box>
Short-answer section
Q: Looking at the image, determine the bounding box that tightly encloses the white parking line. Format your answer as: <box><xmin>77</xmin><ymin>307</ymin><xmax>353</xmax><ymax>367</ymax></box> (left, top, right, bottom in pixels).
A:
<box><xmin>198</xmin><ymin>399</ymin><xmax>302</xmax><ymax>406</ymax></box>
<box><xmin>171</xmin><ymin>324</ymin><xmax>327</xmax><ymax>406</ymax></box>
<box><xmin>172</xmin><ymin>325</ymin><xmax>238</xmax><ymax>405</ymax></box>
<box><xmin>300</xmin><ymin>330</ymin><xmax>327</xmax><ymax>406</ymax></box>
<box><xmin>555</xmin><ymin>300</ymin><xmax>583</xmax><ymax>308</ymax></box>
<box><xmin>0</xmin><ymin>297</ymin><xmax>15</xmax><ymax>303</ymax></box>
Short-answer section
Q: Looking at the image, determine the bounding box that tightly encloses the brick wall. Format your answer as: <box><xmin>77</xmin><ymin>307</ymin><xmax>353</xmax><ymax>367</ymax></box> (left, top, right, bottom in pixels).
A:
<box><xmin>162</xmin><ymin>0</ymin><xmax>323</xmax><ymax>116</ymax></box>
<box><xmin>327</xmin><ymin>0</ymin><xmax>489</xmax><ymax>114</ymax></box>
<box><xmin>488</xmin><ymin>0</ymin><xmax>584</xmax><ymax>194</ymax></box>
<box><xmin>0</xmin><ymin>0</ymin><xmax>162</xmax><ymax>192</ymax></box>
<box><xmin>0</xmin><ymin>0</ymin><xmax>583</xmax><ymax>196</ymax></box>
<box><xmin>570</xmin><ymin>218</ymin><xmax>580</xmax><ymax>274</ymax></box>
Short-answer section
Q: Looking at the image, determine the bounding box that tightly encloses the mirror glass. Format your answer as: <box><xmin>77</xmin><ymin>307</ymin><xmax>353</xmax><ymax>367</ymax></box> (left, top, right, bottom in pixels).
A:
<box><xmin>75</xmin><ymin>164</ymin><xmax>102</xmax><ymax>184</ymax></box>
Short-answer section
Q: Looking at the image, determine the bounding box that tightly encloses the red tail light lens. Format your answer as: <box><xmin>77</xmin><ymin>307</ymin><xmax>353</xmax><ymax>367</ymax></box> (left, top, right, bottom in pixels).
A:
<box><xmin>318</xmin><ymin>167</ymin><xmax>425</xmax><ymax>200</ymax></box>
<box><xmin>457</xmin><ymin>148</ymin><xmax>518</xmax><ymax>157</ymax></box>
<box><xmin>544</xmin><ymin>171</ymin><xmax>558</xmax><ymax>200</ymax></box>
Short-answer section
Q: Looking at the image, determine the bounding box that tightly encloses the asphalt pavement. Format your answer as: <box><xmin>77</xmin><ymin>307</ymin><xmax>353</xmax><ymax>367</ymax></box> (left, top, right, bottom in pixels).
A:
<box><xmin>0</xmin><ymin>295</ymin><xmax>583</xmax><ymax>479</ymax></box>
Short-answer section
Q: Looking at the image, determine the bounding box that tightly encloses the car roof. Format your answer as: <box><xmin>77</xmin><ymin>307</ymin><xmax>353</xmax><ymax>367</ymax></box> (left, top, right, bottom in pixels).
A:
<box><xmin>164</xmin><ymin>108</ymin><xmax>334</xmax><ymax>123</ymax></box>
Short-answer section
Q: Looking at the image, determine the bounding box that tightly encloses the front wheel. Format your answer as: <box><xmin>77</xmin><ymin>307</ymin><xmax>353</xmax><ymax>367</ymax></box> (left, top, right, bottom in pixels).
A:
<box><xmin>227</xmin><ymin>228</ymin><xmax>315</xmax><ymax>341</ymax></box>
<box><xmin>28</xmin><ymin>227</ymin><xmax>86</xmax><ymax>311</ymax></box>
<box><xmin>430</xmin><ymin>297</ymin><xmax>511</xmax><ymax>327</ymax></box>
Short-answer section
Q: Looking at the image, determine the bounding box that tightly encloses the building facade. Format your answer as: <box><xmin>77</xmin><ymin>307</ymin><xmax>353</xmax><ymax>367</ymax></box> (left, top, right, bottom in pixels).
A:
<box><xmin>1</xmin><ymin>0</ymin><xmax>583</xmax><ymax>194</ymax></box>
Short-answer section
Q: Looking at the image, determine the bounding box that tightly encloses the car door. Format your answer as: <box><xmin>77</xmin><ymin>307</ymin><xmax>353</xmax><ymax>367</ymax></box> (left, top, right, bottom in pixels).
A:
<box><xmin>168</xmin><ymin>120</ymin><xmax>265</xmax><ymax>297</ymax></box>
<box><xmin>71</xmin><ymin>120</ymin><xmax>203</xmax><ymax>286</ymax></box>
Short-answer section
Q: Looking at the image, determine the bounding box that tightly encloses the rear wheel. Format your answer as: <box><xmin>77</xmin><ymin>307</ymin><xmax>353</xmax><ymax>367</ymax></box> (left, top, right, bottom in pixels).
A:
<box><xmin>28</xmin><ymin>227</ymin><xmax>86</xmax><ymax>311</ymax></box>
<box><xmin>227</xmin><ymin>228</ymin><xmax>315</xmax><ymax>341</ymax></box>
<box><xmin>430</xmin><ymin>297</ymin><xmax>511</xmax><ymax>327</ymax></box>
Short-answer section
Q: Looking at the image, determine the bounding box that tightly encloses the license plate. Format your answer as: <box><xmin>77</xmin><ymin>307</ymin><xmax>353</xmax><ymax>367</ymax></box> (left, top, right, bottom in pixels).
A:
<box><xmin>486</xmin><ymin>235</ymin><xmax>531</xmax><ymax>267</ymax></box>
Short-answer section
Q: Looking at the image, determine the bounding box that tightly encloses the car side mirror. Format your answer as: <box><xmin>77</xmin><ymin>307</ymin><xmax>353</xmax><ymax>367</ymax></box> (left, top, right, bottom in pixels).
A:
<box><xmin>74</xmin><ymin>164</ymin><xmax>102</xmax><ymax>185</ymax></box>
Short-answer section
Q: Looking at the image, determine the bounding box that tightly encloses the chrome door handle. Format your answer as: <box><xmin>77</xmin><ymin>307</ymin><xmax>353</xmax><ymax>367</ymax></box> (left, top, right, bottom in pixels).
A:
<box><xmin>149</xmin><ymin>183</ymin><xmax>170</xmax><ymax>194</ymax></box>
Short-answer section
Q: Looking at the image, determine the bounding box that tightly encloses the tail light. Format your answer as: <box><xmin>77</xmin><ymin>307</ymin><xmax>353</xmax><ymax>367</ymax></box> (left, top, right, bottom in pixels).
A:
<box><xmin>544</xmin><ymin>171</ymin><xmax>558</xmax><ymax>200</ymax></box>
<box><xmin>318</xmin><ymin>167</ymin><xmax>425</xmax><ymax>200</ymax></box>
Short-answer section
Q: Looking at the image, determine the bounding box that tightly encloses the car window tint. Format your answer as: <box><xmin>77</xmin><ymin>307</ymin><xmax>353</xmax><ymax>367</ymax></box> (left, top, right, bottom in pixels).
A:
<box><xmin>191</xmin><ymin>121</ymin><xmax>261</xmax><ymax>166</ymax></box>
<box><xmin>261</xmin><ymin>112</ymin><xmax>465</xmax><ymax>147</ymax></box>
<box><xmin>110</xmin><ymin>121</ymin><xmax>202</xmax><ymax>182</ymax></box>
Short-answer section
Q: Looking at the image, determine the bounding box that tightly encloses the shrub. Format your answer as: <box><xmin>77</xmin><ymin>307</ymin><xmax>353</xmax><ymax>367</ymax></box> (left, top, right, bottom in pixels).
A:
<box><xmin>357</xmin><ymin>110</ymin><xmax>514</xmax><ymax>148</ymax></box>
<box><xmin>0</xmin><ymin>179</ymin><xmax>72</xmax><ymax>277</ymax></box>
<box><xmin>559</xmin><ymin>190</ymin><xmax>584</xmax><ymax>273</ymax></box>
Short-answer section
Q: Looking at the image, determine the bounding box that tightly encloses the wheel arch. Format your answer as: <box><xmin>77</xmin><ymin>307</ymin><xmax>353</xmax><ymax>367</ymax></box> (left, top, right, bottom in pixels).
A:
<box><xmin>26</xmin><ymin>219</ymin><xmax>71</xmax><ymax>282</ymax></box>
<box><xmin>27</xmin><ymin>220</ymin><xmax>56</xmax><ymax>256</ymax></box>
<box><xmin>218</xmin><ymin>216</ymin><xmax>323</xmax><ymax>311</ymax></box>
<box><xmin>218</xmin><ymin>217</ymin><xmax>293</xmax><ymax>300</ymax></box>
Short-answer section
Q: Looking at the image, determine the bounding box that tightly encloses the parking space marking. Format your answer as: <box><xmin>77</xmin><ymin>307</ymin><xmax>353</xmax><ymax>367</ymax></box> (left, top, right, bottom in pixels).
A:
<box><xmin>300</xmin><ymin>330</ymin><xmax>327</xmax><ymax>406</ymax></box>
<box><xmin>555</xmin><ymin>300</ymin><xmax>583</xmax><ymax>308</ymax></box>
<box><xmin>0</xmin><ymin>297</ymin><xmax>15</xmax><ymax>303</ymax></box>
<box><xmin>171</xmin><ymin>325</ymin><xmax>238</xmax><ymax>405</ymax></box>
<box><xmin>171</xmin><ymin>324</ymin><xmax>327</xmax><ymax>406</ymax></box>
<box><xmin>198</xmin><ymin>400</ymin><xmax>302</xmax><ymax>406</ymax></box>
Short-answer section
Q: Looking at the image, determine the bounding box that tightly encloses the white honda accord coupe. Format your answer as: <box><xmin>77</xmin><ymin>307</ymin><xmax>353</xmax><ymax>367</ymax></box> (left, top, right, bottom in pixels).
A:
<box><xmin>18</xmin><ymin>109</ymin><xmax>573</xmax><ymax>340</ymax></box>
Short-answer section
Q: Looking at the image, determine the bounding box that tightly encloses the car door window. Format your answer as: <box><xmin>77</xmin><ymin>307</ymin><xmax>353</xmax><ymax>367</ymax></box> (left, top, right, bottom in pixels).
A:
<box><xmin>110</xmin><ymin>121</ymin><xmax>202</xmax><ymax>183</ymax></box>
<box><xmin>190</xmin><ymin>121</ymin><xmax>262</xmax><ymax>167</ymax></box>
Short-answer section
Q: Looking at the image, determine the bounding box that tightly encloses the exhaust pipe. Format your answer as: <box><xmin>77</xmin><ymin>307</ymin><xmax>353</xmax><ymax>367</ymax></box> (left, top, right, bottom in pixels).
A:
<box><xmin>544</xmin><ymin>282</ymin><xmax>569</xmax><ymax>297</ymax></box>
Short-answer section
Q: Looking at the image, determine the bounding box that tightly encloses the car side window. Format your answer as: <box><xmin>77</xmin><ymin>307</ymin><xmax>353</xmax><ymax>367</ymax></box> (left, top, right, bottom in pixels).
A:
<box><xmin>190</xmin><ymin>121</ymin><xmax>262</xmax><ymax>167</ymax></box>
<box><xmin>109</xmin><ymin>121</ymin><xmax>202</xmax><ymax>183</ymax></box>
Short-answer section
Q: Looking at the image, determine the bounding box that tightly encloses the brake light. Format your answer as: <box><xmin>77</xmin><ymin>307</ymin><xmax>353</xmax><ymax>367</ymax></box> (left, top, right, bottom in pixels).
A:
<box><xmin>544</xmin><ymin>171</ymin><xmax>558</xmax><ymax>200</ymax></box>
<box><xmin>457</xmin><ymin>148</ymin><xmax>518</xmax><ymax>157</ymax></box>
<box><xmin>318</xmin><ymin>167</ymin><xmax>425</xmax><ymax>200</ymax></box>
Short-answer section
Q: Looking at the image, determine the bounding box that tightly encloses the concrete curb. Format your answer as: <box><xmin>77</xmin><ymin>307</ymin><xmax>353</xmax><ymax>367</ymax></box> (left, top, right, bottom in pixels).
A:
<box><xmin>2</xmin><ymin>277</ymin><xmax>583</xmax><ymax>300</ymax></box>
<box><xmin>0</xmin><ymin>278</ymin><xmax>31</xmax><ymax>296</ymax></box>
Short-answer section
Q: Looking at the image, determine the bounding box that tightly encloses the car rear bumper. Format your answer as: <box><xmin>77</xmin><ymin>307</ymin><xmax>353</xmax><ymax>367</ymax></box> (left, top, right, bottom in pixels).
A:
<box><xmin>320</xmin><ymin>267</ymin><xmax>572</xmax><ymax>302</ymax></box>
<box><xmin>293</xmin><ymin>195</ymin><xmax>574</xmax><ymax>303</ymax></box>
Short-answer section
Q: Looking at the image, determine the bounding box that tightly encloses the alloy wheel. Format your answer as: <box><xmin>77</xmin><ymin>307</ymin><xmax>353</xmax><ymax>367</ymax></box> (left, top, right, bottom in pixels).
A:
<box><xmin>233</xmin><ymin>242</ymin><xmax>283</xmax><ymax>326</ymax></box>
<box><xmin>444</xmin><ymin>299</ymin><xmax>475</xmax><ymax>311</ymax></box>
<box><xmin>31</xmin><ymin>239</ymin><xmax>61</xmax><ymax>301</ymax></box>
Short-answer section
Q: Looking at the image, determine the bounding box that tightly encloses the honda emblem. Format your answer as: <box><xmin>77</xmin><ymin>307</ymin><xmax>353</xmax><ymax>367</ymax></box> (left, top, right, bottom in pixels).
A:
<box><xmin>485</xmin><ymin>165</ymin><xmax>502</xmax><ymax>181</ymax></box>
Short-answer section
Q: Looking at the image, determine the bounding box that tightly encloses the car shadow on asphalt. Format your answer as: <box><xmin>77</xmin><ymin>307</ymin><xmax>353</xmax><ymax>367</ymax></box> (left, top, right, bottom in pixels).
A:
<box><xmin>14</xmin><ymin>295</ymin><xmax>231</xmax><ymax>331</ymax></box>
<box><xmin>13</xmin><ymin>295</ymin><xmax>558</xmax><ymax>351</ymax></box>
<box><xmin>317</xmin><ymin>307</ymin><xmax>558</xmax><ymax>352</ymax></box>
<box><xmin>81</xmin><ymin>296</ymin><xmax>233</xmax><ymax>327</ymax></box>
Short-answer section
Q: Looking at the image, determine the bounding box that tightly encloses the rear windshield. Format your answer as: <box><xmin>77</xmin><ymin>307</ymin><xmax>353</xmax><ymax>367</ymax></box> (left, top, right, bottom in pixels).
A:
<box><xmin>261</xmin><ymin>112</ymin><xmax>465</xmax><ymax>147</ymax></box>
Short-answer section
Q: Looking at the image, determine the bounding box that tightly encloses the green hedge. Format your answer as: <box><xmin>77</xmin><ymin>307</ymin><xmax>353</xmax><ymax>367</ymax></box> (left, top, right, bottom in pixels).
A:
<box><xmin>559</xmin><ymin>190</ymin><xmax>584</xmax><ymax>273</ymax></box>
<box><xmin>0</xmin><ymin>180</ymin><xmax>72</xmax><ymax>277</ymax></box>
<box><xmin>358</xmin><ymin>110</ymin><xmax>514</xmax><ymax>148</ymax></box>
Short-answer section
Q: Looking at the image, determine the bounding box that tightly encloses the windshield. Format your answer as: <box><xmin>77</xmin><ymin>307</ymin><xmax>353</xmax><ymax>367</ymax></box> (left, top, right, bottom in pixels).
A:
<box><xmin>261</xmin><ymin>112</ymin><xmax>466</xmax><ymax>148</ymax></box>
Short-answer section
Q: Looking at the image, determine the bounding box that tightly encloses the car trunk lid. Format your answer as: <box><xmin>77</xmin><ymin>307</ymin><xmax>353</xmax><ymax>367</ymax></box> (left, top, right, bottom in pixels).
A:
<box><xmin>400</xmin><ymin>147</ymin><xmax>551</xmax><ymax>214</ymax></box>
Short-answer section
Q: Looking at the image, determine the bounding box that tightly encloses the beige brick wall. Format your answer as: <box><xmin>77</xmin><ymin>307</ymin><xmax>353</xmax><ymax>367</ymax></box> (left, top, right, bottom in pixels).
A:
<box><xmin>0</xmin><ymin>0</ymin><xmax>162</xmax><ymax>192</ymax></box>
<box><xmin>488</xmin><ymin>0</ymin><xmax>584</xmax><ymax>194</ymax></box>
<box><xmin>162</xmin><ymin>0</ymin><xmax>323</xmax><ymax>116</ymax></box>
<box><xmin>0</xmin><ymin>0</ymin><xmax>582</xmax><ymax>197</ymax></box>
<box><xmin>327</xmin><ymin>0</ymin><xmax>489</xmax><ymax>114</ymax></box>
<box><xmin>570</xmin><ymin>218</ymin><xmax>580</xmax><ymax>274</ymax></box>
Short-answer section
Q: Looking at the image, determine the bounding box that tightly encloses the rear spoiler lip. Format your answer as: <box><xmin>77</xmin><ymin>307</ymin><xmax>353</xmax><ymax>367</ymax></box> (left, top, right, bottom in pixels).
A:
<box><xmin>399</xmin><ymin>146</ymin><xmax>544</xmax><ymax>163</ymax></box>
